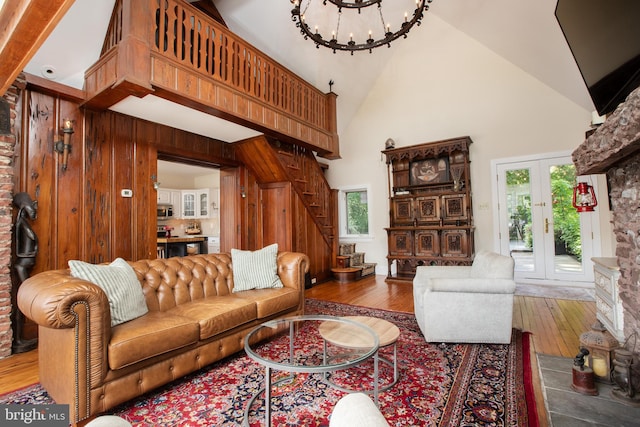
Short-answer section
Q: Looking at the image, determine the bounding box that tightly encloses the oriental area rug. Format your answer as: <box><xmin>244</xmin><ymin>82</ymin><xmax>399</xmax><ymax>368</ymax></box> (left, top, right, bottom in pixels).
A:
<box><xmin>0</xmin><ymin>299</ymin><xmax>537</xmax><ymax>426</ymax></box>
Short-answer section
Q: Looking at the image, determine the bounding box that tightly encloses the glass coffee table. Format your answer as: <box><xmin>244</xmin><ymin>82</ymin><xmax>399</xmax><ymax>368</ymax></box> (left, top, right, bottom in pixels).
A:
<box><xmin>243</xmin><ymin>315</ymin><xmax>379</xmax><ymax>427</ymax></box>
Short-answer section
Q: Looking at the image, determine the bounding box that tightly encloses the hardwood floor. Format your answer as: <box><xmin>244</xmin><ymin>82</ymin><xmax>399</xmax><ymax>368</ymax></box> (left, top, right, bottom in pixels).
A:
<box><xmin>0</xmin><ymin>275</ymin><xmax>596</xmax><ymax>427</ymax></box>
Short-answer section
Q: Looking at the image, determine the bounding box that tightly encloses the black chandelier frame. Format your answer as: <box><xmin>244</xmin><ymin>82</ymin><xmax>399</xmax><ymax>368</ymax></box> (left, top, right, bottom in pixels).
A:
<box><xmin>291</xmin><ymin>0</ymin><xmax>433</xmax><ymax>54</ymax></box>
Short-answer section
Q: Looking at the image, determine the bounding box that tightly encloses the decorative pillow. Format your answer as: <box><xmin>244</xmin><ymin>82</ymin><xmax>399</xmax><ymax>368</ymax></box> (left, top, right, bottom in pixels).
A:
<box><xmin>231</xmin><ymin>243</ymin><xmax>283</xmax><ymax>292</ymax></box>
<box><xmin>69</xmin><ymin>258</ymin><xmax>148</xmax><ymax>326</ymax></box>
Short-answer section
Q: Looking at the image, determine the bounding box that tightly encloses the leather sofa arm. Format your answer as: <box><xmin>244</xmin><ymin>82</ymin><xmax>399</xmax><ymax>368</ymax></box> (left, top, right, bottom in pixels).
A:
<box><xmin>17</xmin><ymin>269</ymin><xmax>111</xmax><ymax>330</ymax></box>
<box><xmin>276</xmin><ymin>252</ymin><xmax>310</xmax><ymax>290</ymax></box>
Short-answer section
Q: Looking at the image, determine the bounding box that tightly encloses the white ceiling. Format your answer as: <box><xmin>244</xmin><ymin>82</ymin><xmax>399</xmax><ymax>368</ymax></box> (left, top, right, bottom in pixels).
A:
<box><xmin>23</xmin><ymin>0</ymin><xmax>594</xmax><ymax>144</ymax></box>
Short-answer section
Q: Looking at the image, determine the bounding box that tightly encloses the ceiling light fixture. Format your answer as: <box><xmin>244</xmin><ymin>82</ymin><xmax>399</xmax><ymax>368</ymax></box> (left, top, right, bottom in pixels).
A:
<box><xmin>291</xmin><ymin>0</ymin><xmax>433</xmax><ymax>54</ymax></box>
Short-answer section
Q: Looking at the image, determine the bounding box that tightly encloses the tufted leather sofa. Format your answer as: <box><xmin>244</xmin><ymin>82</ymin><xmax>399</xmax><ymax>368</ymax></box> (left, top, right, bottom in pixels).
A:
<box><xmin>17</xmin><ymin>252</ymin><xmax>309</xmax><ymax>424</ymax></box>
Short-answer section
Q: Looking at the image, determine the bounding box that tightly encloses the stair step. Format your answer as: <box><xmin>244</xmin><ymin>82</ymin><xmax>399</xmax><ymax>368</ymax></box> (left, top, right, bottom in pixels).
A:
<box><xmin>331</xmin><ymin>267</ymin><xmax>362</xmax><ymax>283</ymax></box>
<box><xmin>339</xmin><ymin>243</ymin><xmax>356</xmax><ymax>255</ymax></box>
<box><xmin>360</xmin><ymin>263</ymin><xmax>377</xmax><ymax>277</ymax></box>
<box><xmin>277</xmin><ymin>150</ymin><xmax>294</xmax><ymax>157</ymax></box>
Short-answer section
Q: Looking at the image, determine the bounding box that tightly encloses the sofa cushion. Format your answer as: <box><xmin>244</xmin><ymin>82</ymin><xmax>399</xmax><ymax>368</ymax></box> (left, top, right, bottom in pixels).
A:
<box><xmin>231</xmin><ymin>244</ymin><xmax>283</xmax><ymax>292</ymax></box>
<box><xmin>108</xmin><ymin>311</ymin><xmax>199</xmax><ymax>370</ymax></box>
<box><xmin>69</xmin><ymin>258</ymin><xmax>148</xmax><ymax>326</ymax></box>
<box><xmin>170</xmin><ymin>297</ymin><xmax>258</xmax><ymax>340</ymax></box>
<box><xmin>233</xmin><ymin>288</ymin><xmax>300</xmax><ymax>319</ymax></box>
<box><xmin>470</xmin><ymin>250</ymin><xmax>514</xmax><ymax>280</ymax></box>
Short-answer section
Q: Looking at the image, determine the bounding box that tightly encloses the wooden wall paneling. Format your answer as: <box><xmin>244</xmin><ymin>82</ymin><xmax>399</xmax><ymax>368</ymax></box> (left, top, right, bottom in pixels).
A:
<box><xmin>54</xmin><ymin>99</ymin><xmax>83</xmax><ymax>268</ymax></box>
<box><xmin>258</xmin><ymin>182</ymin><xmax>292</xmax><ymax>251</ymax></box>
<box><xmin>219</xmin><ymin>167</ymin><xmax>240</xmax><ymax>252</ymax></box>
<box><xmin>134</xmin><ymin>123</ymin><xmax>158</xmax><ymax>260</ymax></box>
<box><xmin>84</xmin><ymin>112</ymin><xmax>112</xmax><ymax>264</ymax></box>
<box><xmin>244</xmin><ymin>169</ymin><xmax>260</xmax><ymax>251</ymax></box>
<box><xmin>23</xmin><ymin>91</ymin><xmax>56</xmax><ymax>274</ymax></box>
<box><xmin>111</xmin><ymin>114</ymin><xmax>134</xmax><ymax>260</ymax></box>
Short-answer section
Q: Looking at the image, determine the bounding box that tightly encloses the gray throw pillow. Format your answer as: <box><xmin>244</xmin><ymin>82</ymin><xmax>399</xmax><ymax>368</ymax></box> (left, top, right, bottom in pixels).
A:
<box><xmin>231</xmin><ymin>243</ymin><xmax>283</xmax><ymax>292</ymax></box>
<box><xmin>69</xmin><ymin>258</ymin><xmax>148</xmax><ymax>326</ymax></box>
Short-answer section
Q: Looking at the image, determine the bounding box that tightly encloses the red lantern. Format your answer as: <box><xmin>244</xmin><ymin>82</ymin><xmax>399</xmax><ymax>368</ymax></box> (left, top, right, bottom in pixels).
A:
<box><xmin>572</xmin><ymin>182</ymin><xmax>598</xmax><ymax>212</ymax></box>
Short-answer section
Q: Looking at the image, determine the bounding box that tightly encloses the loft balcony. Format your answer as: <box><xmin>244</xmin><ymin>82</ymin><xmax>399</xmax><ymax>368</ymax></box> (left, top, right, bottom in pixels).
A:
<box><xmin>83</xmin><ymin>0</ymin><xmax>340</xmax><ymax>158</ymax></box>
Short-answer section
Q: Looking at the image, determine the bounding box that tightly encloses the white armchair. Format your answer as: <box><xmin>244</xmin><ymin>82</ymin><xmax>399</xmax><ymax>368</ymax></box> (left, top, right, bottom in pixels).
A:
<box><xmin>413</xmin><ymin>250</ymin><xmax>516</xmax><ymax>344</ymax></box>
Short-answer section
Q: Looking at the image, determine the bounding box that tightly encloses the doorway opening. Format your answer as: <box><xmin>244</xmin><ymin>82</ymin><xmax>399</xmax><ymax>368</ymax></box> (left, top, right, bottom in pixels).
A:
<box><xmin>156</xmin><ymin>159</ymin><xmax>221</xmax><ymax>257</ymax></box>
<box><xmin>492</xmin><ymin>152</ymin><xmax>604</xmax><ymax>285</ymax></box>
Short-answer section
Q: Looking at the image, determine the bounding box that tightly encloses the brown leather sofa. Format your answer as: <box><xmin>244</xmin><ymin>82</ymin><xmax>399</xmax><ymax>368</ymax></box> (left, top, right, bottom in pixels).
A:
<box><xmin>17</xmin><ymin>252</ymin><xmax>309</xmax><ymax>424</ymax></box>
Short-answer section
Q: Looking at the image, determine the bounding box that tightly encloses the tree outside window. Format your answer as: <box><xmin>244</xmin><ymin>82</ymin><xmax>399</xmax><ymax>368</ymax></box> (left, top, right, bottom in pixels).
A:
<box><xmin>345</xmin><ymin>190</ymin><xmax>369</xmax><ymax>235</ymax></box>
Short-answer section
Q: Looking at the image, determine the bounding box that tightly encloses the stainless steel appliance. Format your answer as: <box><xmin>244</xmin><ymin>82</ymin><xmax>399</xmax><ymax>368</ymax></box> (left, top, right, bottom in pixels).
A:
<box><xmin>157</xmin><ymin>203</ymin><xmax>173</xmax><ymax>220</ymax></box>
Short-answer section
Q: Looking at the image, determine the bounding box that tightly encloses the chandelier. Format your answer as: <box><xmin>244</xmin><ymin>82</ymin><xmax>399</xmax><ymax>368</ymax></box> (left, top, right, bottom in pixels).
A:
<box><xmin>291</xmin><ymin>0</ymin><xmax>433</xmax><ymax>54</ymax></box>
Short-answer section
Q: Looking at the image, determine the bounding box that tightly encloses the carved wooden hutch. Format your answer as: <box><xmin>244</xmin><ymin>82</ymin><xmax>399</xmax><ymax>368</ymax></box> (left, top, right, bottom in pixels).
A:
<box><xmin>383</xmin><ymin>137</ymin><xmax>475</xmax><ymax>282</ymax></box>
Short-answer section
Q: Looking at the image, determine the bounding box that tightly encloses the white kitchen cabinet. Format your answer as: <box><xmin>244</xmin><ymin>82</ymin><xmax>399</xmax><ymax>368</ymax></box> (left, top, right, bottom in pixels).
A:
<box><xmin>170</xmin><ymin>190</ymin><xmax>182</xmax><ymax>219</ymax></box>
<box><xmin>181</xmin><ymin>189</ymin><xmax>210</xmax><ymax>218</ymax></box>
<box><xmin>158</xmin><ymin>189</ymin><xmax>183</xmax><ymax>219</ymax></box>
<box><xmin>157</xmin><ymin>189</ymin><xmax>171</xmax><ymax>204</ymax></box>
<box><xmin>182</xmin><ymin>191</ymin><xmax>197</xmax><ymax>218</ymax></box>
<box><xmin>197</xmin><ymin>189</ymin><xmax>210</xmax><ymax>218</ymax></box>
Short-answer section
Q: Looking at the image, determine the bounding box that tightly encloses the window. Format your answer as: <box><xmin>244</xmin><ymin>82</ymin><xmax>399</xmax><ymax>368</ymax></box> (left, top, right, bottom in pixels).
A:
<box><xmin>338</xmin><ymin>185</ymin><xmax>372</xmax><ymax>239</ymax></box>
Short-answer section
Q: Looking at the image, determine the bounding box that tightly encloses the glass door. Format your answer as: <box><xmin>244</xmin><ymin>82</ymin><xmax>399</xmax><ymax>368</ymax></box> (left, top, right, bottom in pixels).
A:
<box><xmin>496</xmin><ymin>156</ymin><xmax>597</xmax><ymax>283</ymax></box>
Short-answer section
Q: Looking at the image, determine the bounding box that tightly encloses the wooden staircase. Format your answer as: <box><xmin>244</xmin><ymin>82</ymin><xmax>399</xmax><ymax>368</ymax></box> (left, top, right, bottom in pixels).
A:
<box><xmin>235</xmin><ymin>136</ymin><xmax>338</xmax><ymax>268</ymax></box>
<box><xmin>271</xmin><ymin>141</ymin><xmax>337</xmax><ymax>247</ymax></box>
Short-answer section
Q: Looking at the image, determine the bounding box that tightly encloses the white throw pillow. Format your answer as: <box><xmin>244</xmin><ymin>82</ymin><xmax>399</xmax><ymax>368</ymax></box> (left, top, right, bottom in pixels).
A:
<box><xmin>69</xmin><ymin>258</ymin><xmax>148</xmax><ymax>326</ymax></box>
<box><xmin>231</xmin><ymin>244</ymin><xmax>283</xmax><ymax>292</ymax></box>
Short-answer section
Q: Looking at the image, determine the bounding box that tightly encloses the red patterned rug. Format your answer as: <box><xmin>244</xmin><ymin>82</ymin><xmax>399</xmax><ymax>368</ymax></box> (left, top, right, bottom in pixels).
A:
<box><xmin>0</xmin><ymin>299</ymin><xmax>537</xmax><ymax>426</ymax></box>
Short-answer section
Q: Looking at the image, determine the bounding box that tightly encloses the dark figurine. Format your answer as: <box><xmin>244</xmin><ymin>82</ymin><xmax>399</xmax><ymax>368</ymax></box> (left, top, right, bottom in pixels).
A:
<box><xmin>574</xmin><ymin>347</ymin><xmax>590</xmax><ymax>370</ymax></box>
<box><xmin>11</xmin><ymin>192</ymin><xmax>39</xmax><ymax>353</ymax></box>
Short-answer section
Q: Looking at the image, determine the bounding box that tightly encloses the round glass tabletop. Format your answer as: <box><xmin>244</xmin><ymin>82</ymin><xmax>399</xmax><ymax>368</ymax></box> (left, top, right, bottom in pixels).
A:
<box><xmin>244</xmin><ymin>315</ymin><xmax>379</xmax><ymax>373</ymax></box>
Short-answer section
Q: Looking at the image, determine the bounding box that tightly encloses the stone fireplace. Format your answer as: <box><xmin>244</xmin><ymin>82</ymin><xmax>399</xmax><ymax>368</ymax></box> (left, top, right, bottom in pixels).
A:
<box><xmin>572</xmin><ymin>86</ymin><xmax>640</xmax><ymax>354</ymax></box>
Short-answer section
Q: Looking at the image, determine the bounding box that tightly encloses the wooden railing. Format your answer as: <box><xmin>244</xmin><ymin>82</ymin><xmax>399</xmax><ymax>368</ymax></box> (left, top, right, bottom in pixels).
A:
<box><xmin>85</xmin><ymin>0</ymin><xmax>339</xmax><ymax>157</ymax></box>
<box><xmin>151</xmin><ymin>0</ymin><xmax>329</xmax><ymax>130</ymax></box>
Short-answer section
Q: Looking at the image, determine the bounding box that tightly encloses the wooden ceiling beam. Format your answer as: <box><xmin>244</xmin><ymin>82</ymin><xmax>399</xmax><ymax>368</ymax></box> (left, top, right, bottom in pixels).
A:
<box><xmin>0</xmin><ymin>0</ymin><xmax>76</xmax><ymax>95</ymax></box>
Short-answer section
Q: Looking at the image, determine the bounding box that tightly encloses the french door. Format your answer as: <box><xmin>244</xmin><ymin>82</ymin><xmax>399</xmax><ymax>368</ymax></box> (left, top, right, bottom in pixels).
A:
<box><xmin>494</xmin><ymin>154</ymin><xmax>599</xmax><ymax>283</ymax></box>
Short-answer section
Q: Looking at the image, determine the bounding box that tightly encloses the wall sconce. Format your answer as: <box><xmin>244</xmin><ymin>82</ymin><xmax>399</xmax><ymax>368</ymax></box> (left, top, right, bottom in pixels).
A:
<box><xmin>572</xmin><ymin>181</ymin><xmax>598</xmax><ymax>212</ymax></box>
<box><xmin>151</xmin><ymin>175</ymin><xmax>161</xmax><ymax>190</ymax></box>
<box><xmin>240</xmin><ymin>186</ymin><xmax>246</xmax><ymax>198</ymax></box>
<box><xmin>54</xmin><ymin>118</ymin><xmax>74</xmax><ymax>171</ymax></box>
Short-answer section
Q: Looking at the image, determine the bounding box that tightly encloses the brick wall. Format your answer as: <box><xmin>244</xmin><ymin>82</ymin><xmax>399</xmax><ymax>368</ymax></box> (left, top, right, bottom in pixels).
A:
<box><xmin>0</xmin><ymin>78</ymin><xmax>21</xmax><ymax>359</ymax></box>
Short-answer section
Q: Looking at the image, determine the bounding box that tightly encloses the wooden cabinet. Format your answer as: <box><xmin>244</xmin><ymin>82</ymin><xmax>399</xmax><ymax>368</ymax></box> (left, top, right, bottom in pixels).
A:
<box><xmin>383</xmin><ymin>137</ymin><xmax>475</xmax><ymax>282</ymax></box>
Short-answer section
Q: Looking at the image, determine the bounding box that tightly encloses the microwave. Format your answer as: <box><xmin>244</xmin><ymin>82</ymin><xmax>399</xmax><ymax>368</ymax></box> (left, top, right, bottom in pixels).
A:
<box><xmin>157</xmin><ymin>204</ymin><xmax>174</xmax><ymax>219</ymax></box>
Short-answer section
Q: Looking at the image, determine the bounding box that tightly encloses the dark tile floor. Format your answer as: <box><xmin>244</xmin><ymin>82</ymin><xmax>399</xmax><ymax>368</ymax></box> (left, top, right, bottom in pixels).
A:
<box><xmin>538</xmin><ymin>354</ymin><xmax>640</xmax><ymax>426</ymax></box>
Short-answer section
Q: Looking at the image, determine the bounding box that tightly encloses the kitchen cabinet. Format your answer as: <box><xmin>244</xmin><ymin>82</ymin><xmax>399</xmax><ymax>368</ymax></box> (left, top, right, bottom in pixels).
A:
<box><xmin>157</xmin><ymin>188</ymin><xmax>182</xmax><ymax>218</ymax></box>
<box><xmin>182</xmin><ymin>189</ymin><xmax>210</xmax><ymax>218</ymax></box>
<box><xmin>383</xmin><ymin>137</ymin><xmax>475</xmax><ymax>282</ymax></box>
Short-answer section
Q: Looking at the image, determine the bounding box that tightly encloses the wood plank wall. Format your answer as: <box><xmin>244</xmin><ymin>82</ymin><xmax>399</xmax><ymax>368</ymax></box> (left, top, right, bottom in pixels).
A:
<box><xmin>17</xmin><ymin>84</ymin><xmax>333</xmax><ymax>284</ymax></box>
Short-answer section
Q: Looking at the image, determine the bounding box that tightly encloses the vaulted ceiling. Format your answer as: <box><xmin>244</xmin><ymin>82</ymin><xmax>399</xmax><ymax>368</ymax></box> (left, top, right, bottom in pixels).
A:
<box><xmin>19</xmin><ymin>0</ymin><xmax>593</xmax><ymax>142</ymax></box>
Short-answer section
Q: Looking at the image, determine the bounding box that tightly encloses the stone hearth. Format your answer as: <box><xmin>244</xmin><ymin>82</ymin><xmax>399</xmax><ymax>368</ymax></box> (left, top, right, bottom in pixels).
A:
<box><xmin>573</xmin><ymin>86</ymin><xmax>640</xmax><ymax>357</ymax></box>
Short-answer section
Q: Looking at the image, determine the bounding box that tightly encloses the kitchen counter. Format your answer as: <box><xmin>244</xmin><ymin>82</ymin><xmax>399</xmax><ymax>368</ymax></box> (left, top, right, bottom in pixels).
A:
<box><xmin>157</xmin><ymin>236</ymin><xmax>205</xmax><ymax>258</ymax></box>
<box><xmin>157</xmin><ymin>236</ymin><xmax>205</xmax><ymax>243</ymax></box>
